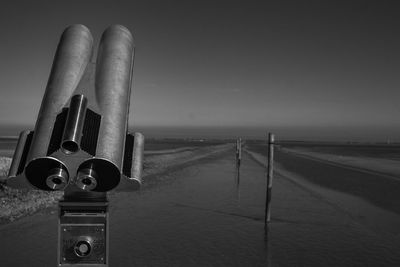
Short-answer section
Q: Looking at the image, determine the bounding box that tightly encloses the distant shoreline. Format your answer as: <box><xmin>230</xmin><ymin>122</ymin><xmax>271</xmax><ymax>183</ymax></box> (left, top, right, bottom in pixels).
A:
<box><xmin>1</xmin><ymin>135</ymin><xmax>400</xmax><ymax>147</ymax></box>
<box><xmin>2</xmin><ymin>125</ymin><xmax>400</xmax><ymax>142</ymax></box>
<box><xmin>0</xmin><ymin>136</ymin><xmax>18</xmax><ymax>141</ymax></box>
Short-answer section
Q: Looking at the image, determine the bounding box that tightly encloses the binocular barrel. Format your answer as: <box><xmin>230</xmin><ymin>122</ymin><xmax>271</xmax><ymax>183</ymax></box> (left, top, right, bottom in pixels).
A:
<box><xmin>8</xmin><ymin>24</ymin><xmax>144</xmax><ymax>193</ymax></box>
<box><xmin>75</xmin><ymin>25</ymin><xmax>135</xmax><ymax>192</ymax></box>
<box><xmin>96</xmin><ymin>25</ymin><xmax>134</xmax><ymax>167</ymax></box>
<box><xmin>28</xmin><ymin>24</ymin><xmax>93</xmax><ymax>163</ymax></box>
<box><xmin>24</xmin><ymin>25</ymin><xmax>93</xmax><ymax>191</ymax></box>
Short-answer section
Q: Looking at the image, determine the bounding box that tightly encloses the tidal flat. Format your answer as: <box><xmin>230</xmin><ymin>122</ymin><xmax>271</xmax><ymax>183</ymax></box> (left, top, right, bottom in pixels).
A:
<box><xmin>0</xmin><ymin>138</ymin><xmax>232</xmax><ymax>224</ymax></box>
<box><xmin>2</xmin><ymin>139</ymin><xmax>400</xmax><ymax>266</ymax></box>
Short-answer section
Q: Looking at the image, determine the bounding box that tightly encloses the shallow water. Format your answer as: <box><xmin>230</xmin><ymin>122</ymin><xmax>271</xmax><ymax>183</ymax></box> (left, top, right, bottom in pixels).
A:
<box><xmin>108</xmin><ymin>152</ymin><xmax>269</xmax><ymax>266</ymax></box>
<box><xmin>1</xmin><ymin>150</ymin><xmax>400</xmax><ymax>266</ymax></box>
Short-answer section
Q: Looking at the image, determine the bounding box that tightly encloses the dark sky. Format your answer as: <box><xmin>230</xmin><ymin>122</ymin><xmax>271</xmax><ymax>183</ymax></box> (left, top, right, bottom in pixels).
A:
<box><xmin>1</xmin><ymin>1</ymin><xmax>400</xmax><ymax>140</ymax></box>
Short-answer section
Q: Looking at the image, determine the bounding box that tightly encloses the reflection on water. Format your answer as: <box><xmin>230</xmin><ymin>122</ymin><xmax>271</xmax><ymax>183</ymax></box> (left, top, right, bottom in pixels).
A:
<box><xmin>109</xmin><ymin>151</ymin><xmax>271</xmax><ymax>266</ymax></box>
<box><xmin>110</xmin><ymin>150</ymin><xmax>400</xmax><ymax>266</ymax></box>
<box><xmin>264</xmin><ymin>226</ymin><xmax>272</xmax><ymax>267</ymax></box>
<box><xmin>173</xmin><ymin>203</ymin><xmax>263</xmax><ymax>222</ymax></box>
<box><xmin>234</xmin><ymin>164</ymin><xmax>241</xmax><ymax>207</ymax></box>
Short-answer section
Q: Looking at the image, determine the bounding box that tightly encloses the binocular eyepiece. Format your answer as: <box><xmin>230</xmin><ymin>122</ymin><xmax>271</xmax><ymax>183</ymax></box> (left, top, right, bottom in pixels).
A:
<box><xmin>8</xmin><ymin>24</ymin><xmax>144</xmax><ymax>193</ymax></box>
<box><xmin>46</xmin><ymin>167</ymin><xmax>69</xmax><ymax>190</ymax></box>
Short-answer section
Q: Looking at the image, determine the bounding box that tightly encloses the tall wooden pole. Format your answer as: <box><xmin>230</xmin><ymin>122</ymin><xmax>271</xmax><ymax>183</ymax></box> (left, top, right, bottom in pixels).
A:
<box><xmin>265</xmin><ymin>133</ymin><xmax>274</xmax><ymax>225</ymax></box>
<box><xmin>236</xmin><ymin>138</ymin><xmax>242</xmax><ymax>167</ymax></box>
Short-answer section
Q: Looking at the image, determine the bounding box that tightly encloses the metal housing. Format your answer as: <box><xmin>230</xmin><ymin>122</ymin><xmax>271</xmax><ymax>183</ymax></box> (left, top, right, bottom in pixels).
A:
<box><xmin>7</xmin><ymin>24</ymin><xmax>143</xmax><ymax>193</ymax></box>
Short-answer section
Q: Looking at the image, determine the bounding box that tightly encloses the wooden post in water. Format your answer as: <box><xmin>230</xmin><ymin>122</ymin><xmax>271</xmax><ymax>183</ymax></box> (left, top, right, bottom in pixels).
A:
<box><xmin>236</xmin><ymin>138</ymin><xmax>242</xmax><ymax>167</ymax></box>
<box><xmin>238</xmin><ymin>138</ymin><xmax>242</xmax><ymax>163</ymax></box>
<box><xmin>265</xmin><ymin>132</ymin><xmax>274</xmax><ymax>225</ymax></box>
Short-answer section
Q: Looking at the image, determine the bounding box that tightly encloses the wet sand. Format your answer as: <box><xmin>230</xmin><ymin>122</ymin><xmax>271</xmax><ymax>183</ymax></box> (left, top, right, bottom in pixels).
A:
<box><xmin>281</xmin><ymin>147</ymin><xmax>400</xmax><ymax>178</ymax></box>
<box><xmin>274</xmin><ymin>149</ymin><xmax>400</xmax><ymax>217</ymax></box>
<box><xmin>1</xmin><ymin>149</ymin><xmax>400</xmax><ymax>266</ymax></box>
<box><xmin>0</xmin><ymin>143</ymin><xmax>232</xmax><ymax>223</ymax></box>
<box><xmin>247</xmin><ymin>148</ymin><xmax>400</xmax><ymax>265</ymax></box>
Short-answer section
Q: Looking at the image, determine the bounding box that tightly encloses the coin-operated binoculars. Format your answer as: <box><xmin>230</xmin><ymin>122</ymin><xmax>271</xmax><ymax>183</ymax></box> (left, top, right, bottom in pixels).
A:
<box><xmin>7</xmin><ymin>24</ymin><xmax>144</xmax><ymax>266</ymax></box>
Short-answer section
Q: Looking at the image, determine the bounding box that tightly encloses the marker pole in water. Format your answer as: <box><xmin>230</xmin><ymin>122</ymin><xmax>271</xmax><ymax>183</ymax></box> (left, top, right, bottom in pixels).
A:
<box><xmin>236</xmin><ymin>138</ymin><xmax>242</xmax><ymax>167</ymax></box>
<box><xmin>265</xmin><ymin>132</ymin><xmax>275</xmax><ymax>225</ymax></box>
<box><xmin>238</xmin><ymin>138</ymin><xmax>242</xmax><ymax>164</ymax></box>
